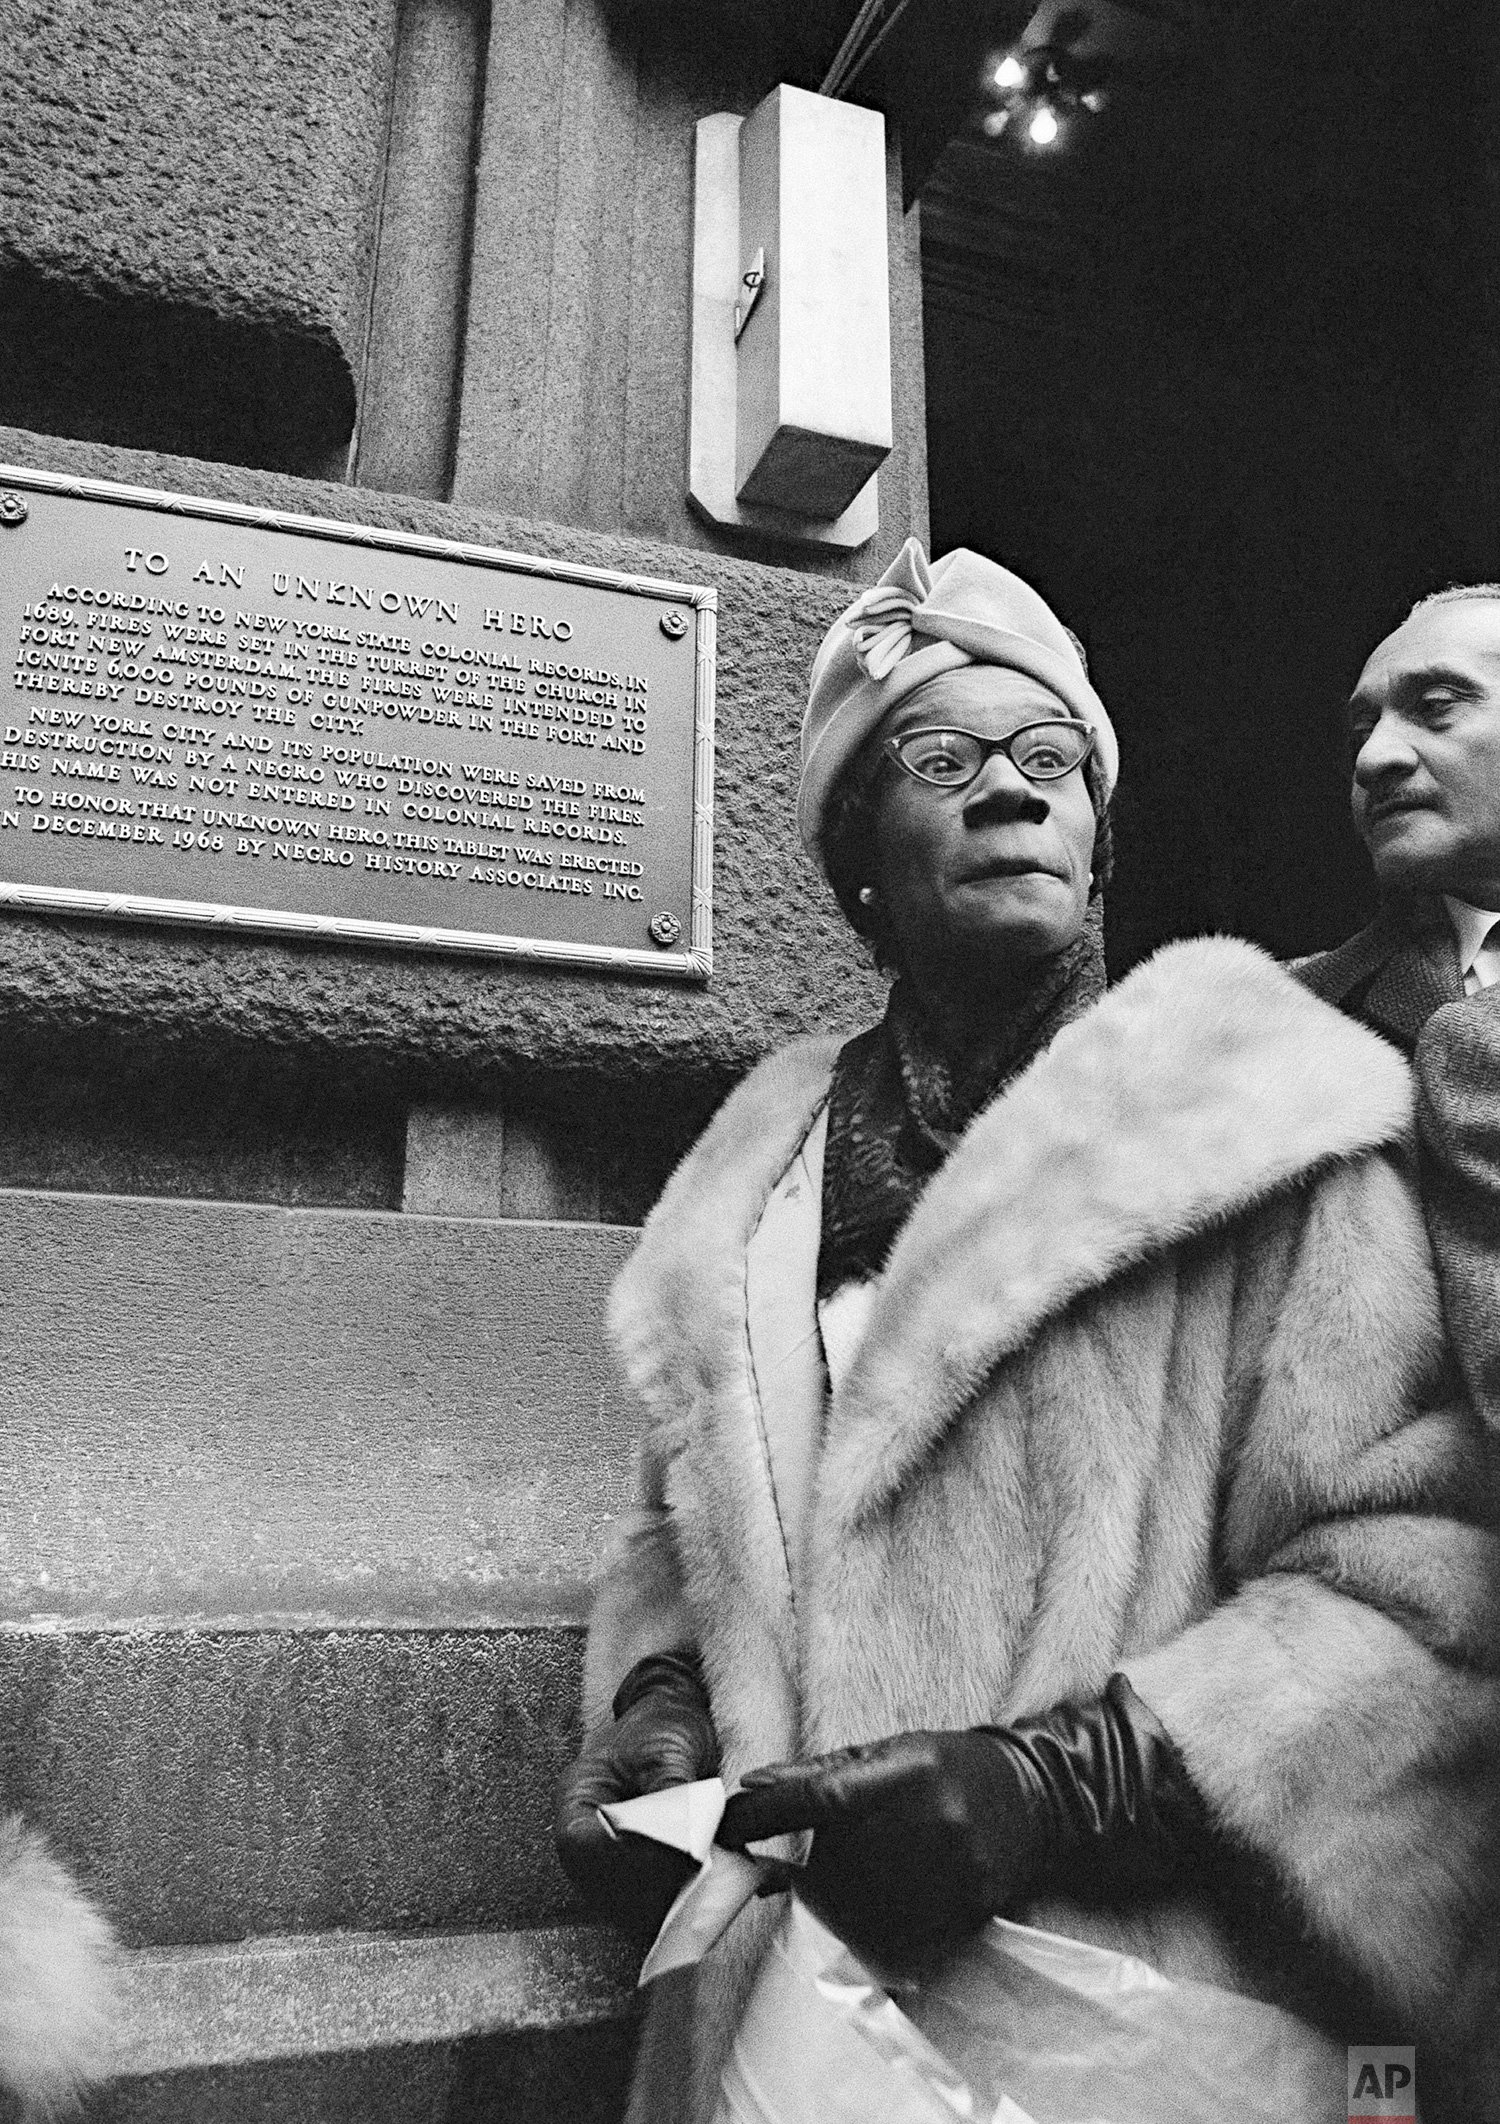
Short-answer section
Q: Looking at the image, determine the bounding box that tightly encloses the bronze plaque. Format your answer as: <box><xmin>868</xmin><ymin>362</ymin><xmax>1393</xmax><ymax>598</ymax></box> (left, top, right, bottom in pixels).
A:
<box><xmin>0</xmin><ymin>466</ymin><xmax>715</xmax><ymax>977</ymax></box>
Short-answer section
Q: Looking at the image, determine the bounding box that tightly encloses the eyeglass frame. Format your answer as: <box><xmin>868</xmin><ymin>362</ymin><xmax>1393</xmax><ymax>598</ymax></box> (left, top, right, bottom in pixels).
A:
<box><xmin>882</xmin><ymin>719</ymin><xmax>1097</xmax><ymax>791</ymax></box>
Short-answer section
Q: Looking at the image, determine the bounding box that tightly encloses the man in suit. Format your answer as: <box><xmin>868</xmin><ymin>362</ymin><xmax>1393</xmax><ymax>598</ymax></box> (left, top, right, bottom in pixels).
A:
<box><xmin>1298</xmin><ymin>585</ymin><xmax>1500</xmax><ymax>1434</ymax></box>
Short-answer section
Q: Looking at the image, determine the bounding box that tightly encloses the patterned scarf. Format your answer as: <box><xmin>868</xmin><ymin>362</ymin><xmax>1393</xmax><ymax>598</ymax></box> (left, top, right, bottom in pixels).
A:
<box><xmin>817</xmin><ymin>906</ymin><xmax>1108</xmax><ymax>1299</ymax></box>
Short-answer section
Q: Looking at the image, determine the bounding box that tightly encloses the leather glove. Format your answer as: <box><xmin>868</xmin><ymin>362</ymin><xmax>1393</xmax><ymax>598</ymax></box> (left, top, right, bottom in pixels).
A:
<box><xmin>717</xmin><ymin>1674</ymin><xmax>1203</xmax><ymax>1961</ymax></box>
<box><xmin>554</xmin><ymin>1647</ymin><xmax>721</xmax><ymax>1949</ymax></box>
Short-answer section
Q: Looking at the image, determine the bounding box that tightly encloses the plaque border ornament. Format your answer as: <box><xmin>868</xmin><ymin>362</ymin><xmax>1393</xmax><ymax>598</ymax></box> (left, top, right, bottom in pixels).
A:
<box><xmin>0</xmin><ymin>465</ymin><xmax>716</xmax><ymax>981</ymax></box>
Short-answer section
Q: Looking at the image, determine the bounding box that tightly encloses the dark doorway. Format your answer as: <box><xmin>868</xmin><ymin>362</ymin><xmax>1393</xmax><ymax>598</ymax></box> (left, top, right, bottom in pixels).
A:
<box><xmin>920</xmin><ymin>0</ymin><xmax>1500</xmax><ymax>969</ymax></box>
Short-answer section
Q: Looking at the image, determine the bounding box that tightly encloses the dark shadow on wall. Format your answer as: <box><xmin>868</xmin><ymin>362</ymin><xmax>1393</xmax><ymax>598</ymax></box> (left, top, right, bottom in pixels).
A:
<box><xmin>921</xmin><ymin>0</ymin><xmax>1500</xmax><ymax>972</ymax></box>
<box><xmin>0</xmin><ymin>258</ymin><xmax>355</xmax><ymax>481</ymax></box>
<box><xmin>0</xmin><ymin>996</ymin><xmax>720</xmax><ymax>1221</ymax></box>
<box><xmin>0</xmin><ymin>1037</ymin><xmax>407</xmax><ymax>1211</ymax></box>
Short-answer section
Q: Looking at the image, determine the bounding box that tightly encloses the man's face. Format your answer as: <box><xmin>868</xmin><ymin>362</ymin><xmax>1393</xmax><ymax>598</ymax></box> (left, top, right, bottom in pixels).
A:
<box><xmin>1348</xmin><ymin>599</ymin><xmax>1500</xmax><ymax>906</ymax></box>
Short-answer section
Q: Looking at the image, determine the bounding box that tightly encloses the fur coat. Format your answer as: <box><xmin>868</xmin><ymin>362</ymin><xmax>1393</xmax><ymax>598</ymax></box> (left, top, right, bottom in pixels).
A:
<box><xmin>588</xmin><ymin>937</ymin><xmax>1500</xmax><ymax>2124</ymax></box>
<box><xmin>0</xmin><ymin>1817</ymin><xmax>115</xmax><ymax>2117</ymax></box>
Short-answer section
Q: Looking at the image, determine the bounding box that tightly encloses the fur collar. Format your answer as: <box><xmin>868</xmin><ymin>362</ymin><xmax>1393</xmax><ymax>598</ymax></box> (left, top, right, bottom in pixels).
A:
<box><xmin>824</xmin><ymin>935</ymin><xmax>1412</xmax><ymax>1522</ymax></box>
<box><xmin>612</xmin><ymin>937</ymin><xmax>1413</xmax><ymax>1516</ymax></box>
<box><xmin>610</xmin><ymin>1035</ymin><xmax>843</xmax><ymax>1458</ymax></box>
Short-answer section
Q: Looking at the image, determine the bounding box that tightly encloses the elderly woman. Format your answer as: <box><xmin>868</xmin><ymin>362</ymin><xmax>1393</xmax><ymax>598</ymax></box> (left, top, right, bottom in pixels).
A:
<box><xmin>556</xmin><ymin>542</ymin><xmax>1500</xmax><ymax>2123</ymax></box>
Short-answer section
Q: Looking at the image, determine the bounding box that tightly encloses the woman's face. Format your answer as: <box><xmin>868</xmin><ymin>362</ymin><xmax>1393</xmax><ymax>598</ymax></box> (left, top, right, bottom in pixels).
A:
<box><xmin>870</xmin><ymin>667</ymin><xmax>1097</xmax><ymax>983</ymax></box>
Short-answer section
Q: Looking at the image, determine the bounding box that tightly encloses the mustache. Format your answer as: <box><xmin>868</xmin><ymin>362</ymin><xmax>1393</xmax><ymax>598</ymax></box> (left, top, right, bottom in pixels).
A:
<box><xmin>1361</xmin><ymin>789</ymin><xmax>1431</xmax><ymax>818</ymax></box>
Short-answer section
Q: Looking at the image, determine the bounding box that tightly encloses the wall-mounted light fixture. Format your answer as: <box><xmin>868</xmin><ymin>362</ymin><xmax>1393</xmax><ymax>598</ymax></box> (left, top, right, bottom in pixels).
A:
<box><xmin>982</xmin><ymin>7</ymin><xmax>1111</xmax><ymax>149</ymax></box>
<box><xmin>689</xmin><ymin>85</ymin><xmax>892</xmax><ymax>551</ymax></box>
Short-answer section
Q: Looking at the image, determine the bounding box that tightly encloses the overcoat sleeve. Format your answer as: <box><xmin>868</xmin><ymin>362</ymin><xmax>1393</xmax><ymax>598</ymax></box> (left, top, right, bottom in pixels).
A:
<box><xmin>1123</xmin><ymin>1148</ymin><xmax>1500</xmax><ymax>2069</ymax></box>
<box><xmin>1415</xmin><ymin>988</ymin><xmax>1500</xmax><ymax>1440</ymax></box>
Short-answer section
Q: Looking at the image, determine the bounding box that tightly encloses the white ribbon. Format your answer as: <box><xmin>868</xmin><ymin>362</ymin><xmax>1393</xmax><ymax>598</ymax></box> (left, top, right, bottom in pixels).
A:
<box><xmin>843</xmin><ymin>541</ymin><xmax>936</xmax><ymax>682</ymax></box>
<box><xmin>845</xmin><ymin>584</ymin><xmax>924</xmax><ymax>682</ymax></box>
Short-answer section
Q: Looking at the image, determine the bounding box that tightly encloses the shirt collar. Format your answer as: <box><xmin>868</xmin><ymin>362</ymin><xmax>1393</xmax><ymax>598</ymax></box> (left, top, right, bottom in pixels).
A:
<box><xmin>1442</xmin><ymin>894</ymin><xmax>1500</xmax><ymax>975</ymax></box>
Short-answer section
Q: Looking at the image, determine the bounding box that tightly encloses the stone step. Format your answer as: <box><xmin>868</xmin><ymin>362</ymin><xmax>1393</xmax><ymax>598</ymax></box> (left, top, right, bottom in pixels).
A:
<box><xmin>0</xmin><ymin>1186</ymin><xmax>644</xmax><ymax>1947</ymax></box>
<box><xmin>99</xmin><ymin>1923</ymin><xmax>639</xmax><ymax>2124</ymax></box>
<box><xmin>0</xmin><ymin>1188</ymin><xmax>638</xmax><ymax>1629</ymax></box>
<box><xmin>0</xmin><ymin>1621</ymin><xmax>592</xmax><ymax>1947</ymax></box>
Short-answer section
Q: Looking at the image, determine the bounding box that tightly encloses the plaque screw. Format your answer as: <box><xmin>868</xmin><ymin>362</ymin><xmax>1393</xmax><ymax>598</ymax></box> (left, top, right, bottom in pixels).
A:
<box><xmin>660</xmin><ymin>609</ymin><xmax>688</xmax><ymax>640</ymax></box>
<box><xmin>0</xmin><ymin>493</ymin><xmax>28</xmax><ymax>527</ymax></box>
<box><xmin>649</xmin><ymin>911</ymin><xmax>683</xmax><ymax>948</ymax></box>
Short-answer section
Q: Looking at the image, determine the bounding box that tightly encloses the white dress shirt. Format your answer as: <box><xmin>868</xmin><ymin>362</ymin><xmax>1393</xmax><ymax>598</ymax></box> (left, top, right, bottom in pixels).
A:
<box><xmin>1442</xmin><ymin>896</ymin><xmax>1500</xmax><ymax>995</ymax></box>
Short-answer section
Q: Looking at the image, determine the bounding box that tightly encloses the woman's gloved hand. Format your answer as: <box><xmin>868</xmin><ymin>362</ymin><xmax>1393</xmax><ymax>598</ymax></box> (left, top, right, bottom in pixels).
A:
<box><xmin>553</xmin><ymin>1647</ymin><xmax>721</xmax><ymax>1950</ymax></box>
<box><xmin>717</xmin><ymin>1674</ymin><xmax>1204</xmax><ymax>1961</ymax></box>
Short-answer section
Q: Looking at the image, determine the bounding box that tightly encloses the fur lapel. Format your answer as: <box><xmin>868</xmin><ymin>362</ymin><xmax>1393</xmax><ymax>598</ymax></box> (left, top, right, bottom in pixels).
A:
<box><xmin>609</xmin><ymin>1035</ymin><xmax>841</xmax><ymax>1455</ymax></box>
<box><xmin>820</xmin><ymin>936</ymin><xmax>1415</xmax><ymax>1526</ymax></box>
<box><xmin>608</xmin><ymin>1037</ymin><xmax>842</xmax><ymax>1682</ymax></box>
<box><xmin>608</xmin><ymin>940</ymin><xmax>1414</xmax><ymax>1666</ymax></box>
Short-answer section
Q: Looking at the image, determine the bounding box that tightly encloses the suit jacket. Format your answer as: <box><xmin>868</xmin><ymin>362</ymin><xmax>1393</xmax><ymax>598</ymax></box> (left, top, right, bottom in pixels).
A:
<box><xmin>1296</xmin><ymin>901</ymin><xmax>1500</xmax><ymax>1437</ymax></box>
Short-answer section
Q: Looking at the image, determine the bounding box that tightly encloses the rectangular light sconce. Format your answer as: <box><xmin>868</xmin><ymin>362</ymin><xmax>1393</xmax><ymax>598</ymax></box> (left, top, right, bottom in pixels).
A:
<box><xmin>689</xmin><ymin>85</ymin><xmax>891</xmax><ymax>550</ymax></box>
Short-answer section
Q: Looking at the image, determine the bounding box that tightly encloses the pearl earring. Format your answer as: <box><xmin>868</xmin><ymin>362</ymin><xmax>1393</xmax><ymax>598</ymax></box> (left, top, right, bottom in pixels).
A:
<box><xmin>857</xmin><ymin>886</ymin><xmax>876</xmax><ymax>907</ymax></box>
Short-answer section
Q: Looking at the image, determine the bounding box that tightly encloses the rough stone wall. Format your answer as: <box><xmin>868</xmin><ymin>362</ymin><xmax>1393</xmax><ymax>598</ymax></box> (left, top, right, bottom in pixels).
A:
<box><xmin>438</xmin><ymin>0</ymin><xmax>929</xmax><ymax>576</ymax></box>
<box><xmin>0</xmin><ymin>1</ymin><xmax>917</xmax><ymax>1206</ymax></box>
<box><xmin>0</xmin><ymin>0</ymin><xmax>928</xmax><ymax>547</ymax></box>
<box><xmin>0</xmin><ymin>0</ymin><xmax>400</xmax><ymax>468</ymax></box>
<box><xmin>0</xmin><ymin>426</ymin><xmax>887</xmax><ymax>1113</ymax></box>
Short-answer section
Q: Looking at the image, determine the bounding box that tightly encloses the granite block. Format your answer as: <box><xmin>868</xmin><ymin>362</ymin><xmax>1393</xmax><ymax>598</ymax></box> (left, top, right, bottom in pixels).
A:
<box><xmin>0</xmin><ymin>0</ymin><xmax>400</xmax><ymax>467</ymax></box>
<box><xmin>0</xmin><ymin>1626</ymin><xmax>595</xmax><ymax>1943</ymax></box>
<box><xmin>0</xmin><ymin>1189</ymin><xmax>639</xmax><ymax>1624</ymax></box>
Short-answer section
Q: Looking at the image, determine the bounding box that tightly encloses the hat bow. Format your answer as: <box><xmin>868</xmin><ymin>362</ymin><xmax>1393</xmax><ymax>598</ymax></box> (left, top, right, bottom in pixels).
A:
<box><xmin>843</xmin><ymin>544</ymin><xmax>936</xmax><ymax>683</ymax></box>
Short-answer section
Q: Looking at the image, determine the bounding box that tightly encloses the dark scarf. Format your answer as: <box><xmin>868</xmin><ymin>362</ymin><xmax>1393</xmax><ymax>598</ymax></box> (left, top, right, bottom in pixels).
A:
<box><xmin>818</xmin><ymin>908</ymin><xmax>1108</xmax><ymax>1299</ymax></box>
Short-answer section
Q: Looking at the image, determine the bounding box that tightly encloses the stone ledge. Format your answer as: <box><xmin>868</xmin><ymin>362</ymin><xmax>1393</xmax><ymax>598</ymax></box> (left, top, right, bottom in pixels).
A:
<box><xmin>116</xmin><ymin>1924</ymin><xmax>637</xmax><ymax>2073</ymax></box>
<box><xmin>92</xmin><ymin>1925</ymin><xmax>639</xmax><ymax>2124</ymax></box>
